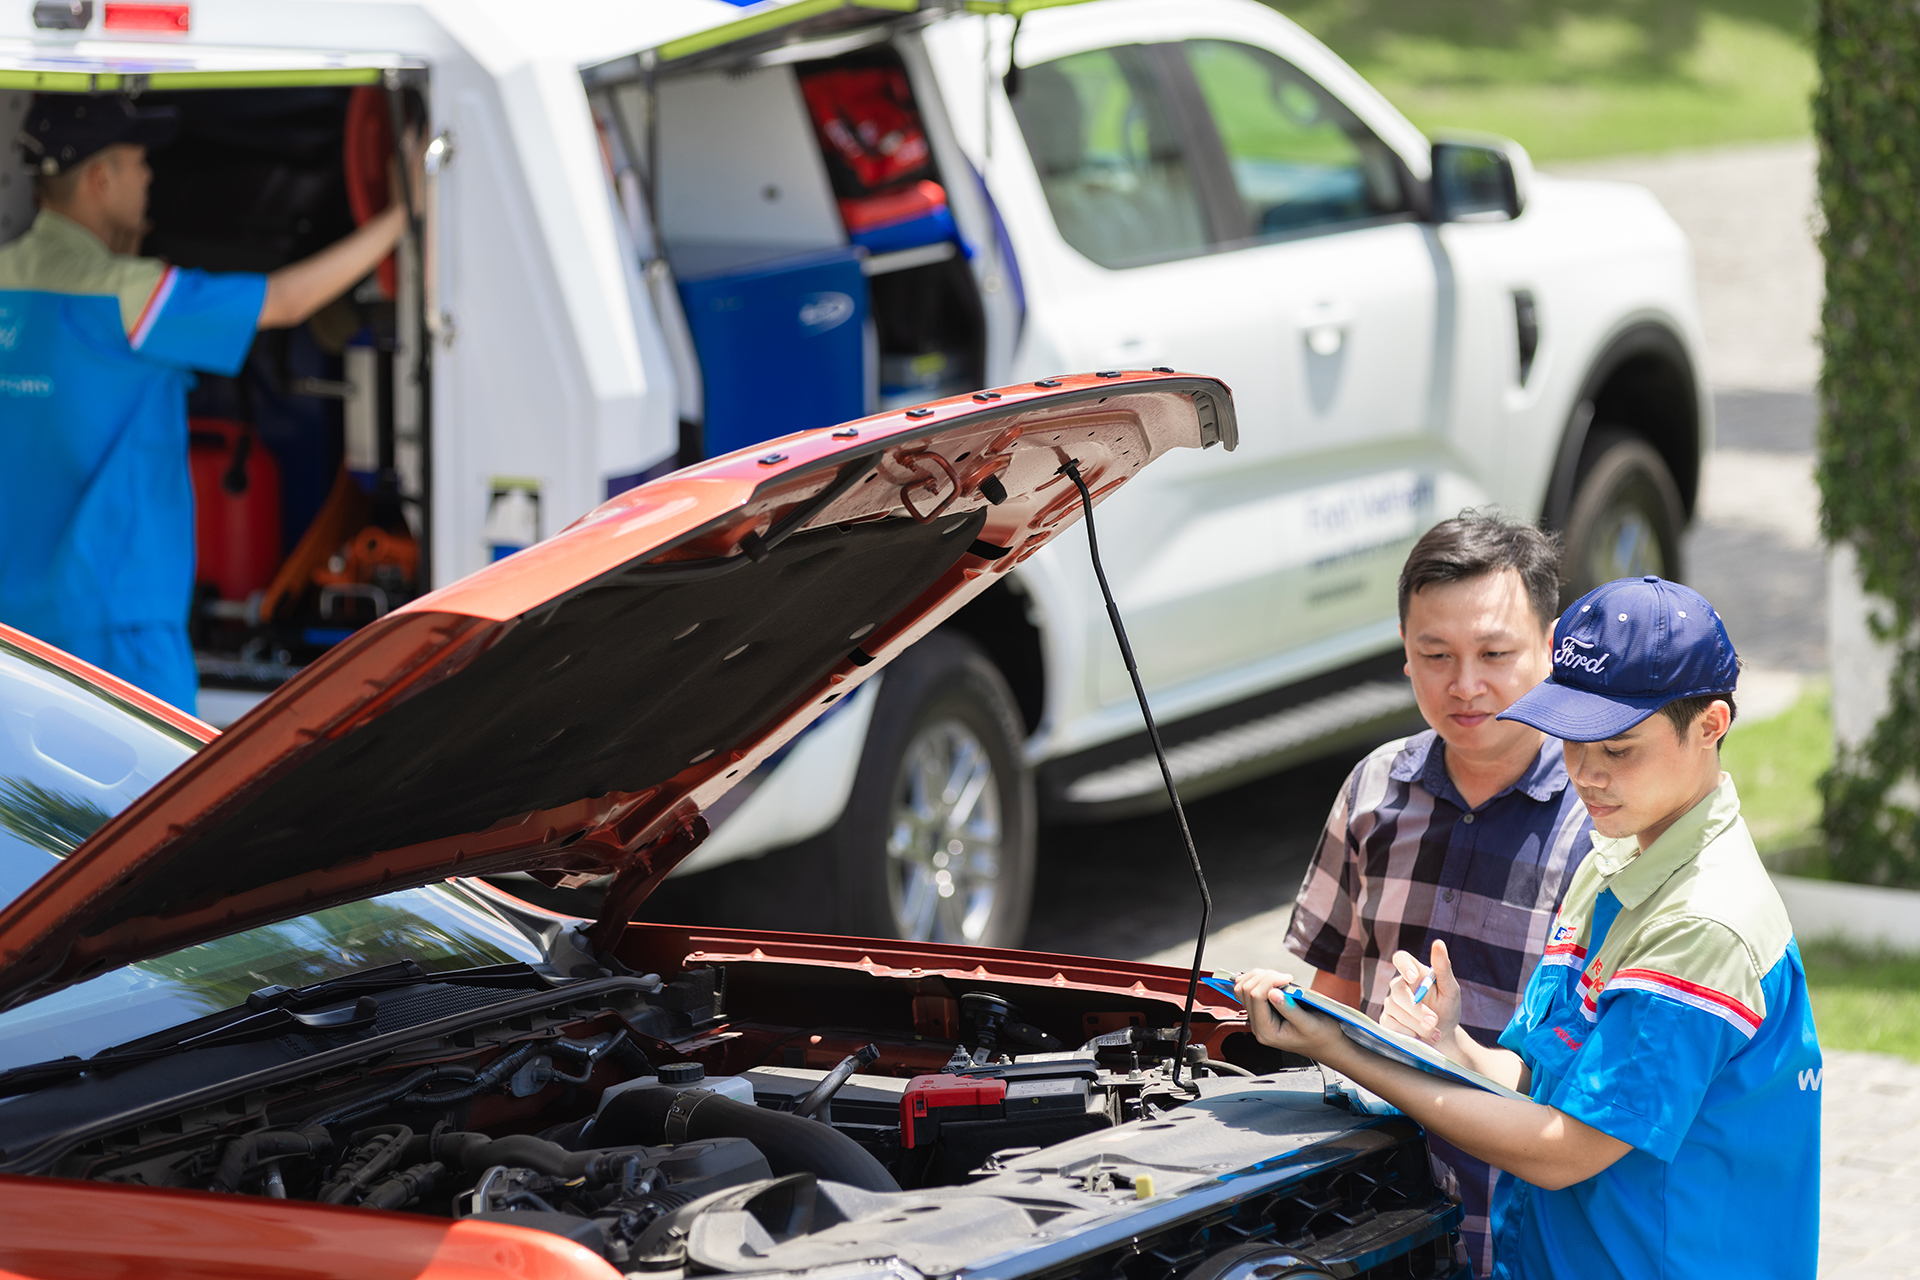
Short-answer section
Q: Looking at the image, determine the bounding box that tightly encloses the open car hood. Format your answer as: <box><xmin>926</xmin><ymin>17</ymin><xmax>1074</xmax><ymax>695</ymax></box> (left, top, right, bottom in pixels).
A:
<box><xmin>0</xmin><ymin>373</ymin><xmax>1234</xmax><ymax>1013</ymax></box>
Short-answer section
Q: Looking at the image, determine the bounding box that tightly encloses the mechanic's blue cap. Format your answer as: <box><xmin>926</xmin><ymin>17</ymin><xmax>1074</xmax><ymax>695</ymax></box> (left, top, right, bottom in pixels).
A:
<box><xmin>1497</xmin><ymin>576</ymin><xmax>1738</xmax><ymax>742</ymax></box>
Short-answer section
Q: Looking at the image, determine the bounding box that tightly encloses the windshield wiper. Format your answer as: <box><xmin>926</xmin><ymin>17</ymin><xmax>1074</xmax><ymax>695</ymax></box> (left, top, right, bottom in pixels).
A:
<box><xmin>0</xmin><ymin>961</ymin><xmax>546</xmax><ymax>1098</ymax></box>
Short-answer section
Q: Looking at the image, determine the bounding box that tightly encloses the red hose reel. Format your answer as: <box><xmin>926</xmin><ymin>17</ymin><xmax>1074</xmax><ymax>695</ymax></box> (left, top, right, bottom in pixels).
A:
<box><xmin>342</xmin><ymin>86</ymin><xmax>398</xmax><ymax>299</ymax></box>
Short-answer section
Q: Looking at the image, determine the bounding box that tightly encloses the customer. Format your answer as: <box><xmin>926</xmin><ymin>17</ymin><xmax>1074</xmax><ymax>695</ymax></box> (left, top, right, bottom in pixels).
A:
<box><xmin>1284</xmin><ymin>512</ymin><xmax>1591</xmax><ymax>1276</ymax></box>
<box><xmin>1243</xmin><ymin>575</ymin><xmax>1821</xmax><ymax>1280</ymax></box>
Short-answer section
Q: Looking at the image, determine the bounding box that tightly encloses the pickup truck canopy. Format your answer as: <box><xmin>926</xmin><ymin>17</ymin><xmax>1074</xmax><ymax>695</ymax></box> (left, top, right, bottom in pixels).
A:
<box><xmin>0</xmin><ymin>0</ymin><xmax>1094</xmax><ymax>93</ymax></box>
<box><xmin>585</xmin><ymin>0</ymin><xmax>1096</xmax><ymax>83</ymax></box>
<box><xmin>0</xmin><ymin>39</ymin><xmax>420</xmax><ymax>91</ymax></box>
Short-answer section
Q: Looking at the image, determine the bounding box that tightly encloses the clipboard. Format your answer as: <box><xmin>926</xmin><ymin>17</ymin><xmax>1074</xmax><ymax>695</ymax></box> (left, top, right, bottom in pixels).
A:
<box><xmin>1201</xmin><ymin>975</ymin><xmax>1529</xmax><ymax>1102</ymax></box>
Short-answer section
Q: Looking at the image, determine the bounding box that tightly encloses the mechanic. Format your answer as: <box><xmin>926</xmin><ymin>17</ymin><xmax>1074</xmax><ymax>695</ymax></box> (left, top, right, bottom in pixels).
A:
<box><xmin>0</xmin><ymin>93</ymin><xmax>416</xmax><ymax>710</ymax></box>
<box><xmin>1282</xmin><ymin>511</ymin><xmax>1592</xmax><ymax>1277</ymax></box>
<box><xmin>1241</xmin><ymin>576</ymin><xmax>1822</xmax><ymax>1280</ymax></box>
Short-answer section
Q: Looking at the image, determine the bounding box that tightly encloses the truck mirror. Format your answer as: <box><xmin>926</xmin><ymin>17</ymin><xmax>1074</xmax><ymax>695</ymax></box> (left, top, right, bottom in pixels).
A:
<box><xmin>1430</xmin><ymin>138</ymin><xmax>1527</xmax><ymax>222</ymax></box>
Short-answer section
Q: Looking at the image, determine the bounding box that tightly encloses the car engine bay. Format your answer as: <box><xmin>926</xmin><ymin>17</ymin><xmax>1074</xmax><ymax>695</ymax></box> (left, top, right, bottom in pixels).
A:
<box><xmin>0</xmin><ymin>937</ymin><xmax>1461</xmax><ymax>1280</ymax></box>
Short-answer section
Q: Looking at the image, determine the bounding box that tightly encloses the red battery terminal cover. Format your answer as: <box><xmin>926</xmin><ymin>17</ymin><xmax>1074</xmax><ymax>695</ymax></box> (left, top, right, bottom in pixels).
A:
<box><xmin>900</xmin><ymin>1073</ymin><xmax>1007</xmax><ymax>1149</ymax></box>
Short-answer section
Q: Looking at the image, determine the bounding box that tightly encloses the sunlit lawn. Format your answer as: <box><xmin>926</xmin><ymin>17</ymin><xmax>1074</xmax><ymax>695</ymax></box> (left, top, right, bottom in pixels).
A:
<box><xmin>1723</xmin><ymin>678</ymin><xmax>1829</xmax><ymax>867</ymax></box>
<box><xmin>1276</xmin><ymin>2</ymin><xmax>1815</xmax><ymax>162</ymax></box>
<box><xmin>1803</xmin><ymin>942</ymin><xmax>1920</xmax><ymax>1063</ymax></box>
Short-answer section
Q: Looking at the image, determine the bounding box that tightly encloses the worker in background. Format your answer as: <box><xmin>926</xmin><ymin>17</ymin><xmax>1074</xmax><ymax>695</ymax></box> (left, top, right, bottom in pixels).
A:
<box><xmin>0</xmin><ymin>93</ymin><xmax>417</xmax><ymax>711</ymax></box>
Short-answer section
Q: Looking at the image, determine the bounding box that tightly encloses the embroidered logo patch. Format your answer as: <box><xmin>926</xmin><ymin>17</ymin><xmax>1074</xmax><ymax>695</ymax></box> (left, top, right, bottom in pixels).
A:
<box><xmin>1555</xmin><ymin>1026</ymin><xmax>1584</xmax><ymax>1050</ymax></box>
<box><xmin>1554</xmin><ymin>635</ymin><xmax>1611</xmax><ymax>675</ymax></box>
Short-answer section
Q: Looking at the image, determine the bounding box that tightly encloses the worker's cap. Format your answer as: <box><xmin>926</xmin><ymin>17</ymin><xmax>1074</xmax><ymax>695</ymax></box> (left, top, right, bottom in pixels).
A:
<box><xmin>16</xmin><ymin>93</ymin><xmax>178</xmax><ymax>176</ymax></box>
<box><xmin>1496</xmin><ymin>575</ymin><xmax>1738</xmax><ymax>742</ymax></box>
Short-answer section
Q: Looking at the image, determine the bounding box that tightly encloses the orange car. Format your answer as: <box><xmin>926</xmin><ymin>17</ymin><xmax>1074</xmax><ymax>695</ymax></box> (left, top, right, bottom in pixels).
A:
<box><xmin>0</xmin><ymin>375</ymin><xmax>1463</xmax><ymax>1280</ymax></box>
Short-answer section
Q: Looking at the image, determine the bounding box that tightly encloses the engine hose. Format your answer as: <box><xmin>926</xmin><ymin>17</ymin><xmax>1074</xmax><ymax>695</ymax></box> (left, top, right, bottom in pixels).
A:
<box><xmin>310</xmin><ymin>1065</ymin><xmax>467</xmax><ymax>1129</ymax></box>
<box><xmin>402</xmin><ymin>1043</ymin><xmax>542</xmax><ymax>1105</ymax></box>
<box><xmin>430</xmin><ymin>1130</ymin><xmax>653</xmax><ymax>1186</ymax></box>
<box><xmin>210</xmin><ymin>1125</ymin><xmax>332</xmax><ymax>1193</ymax></box>
<box><xmin>360</xmin><ymin>1160</ymin><xmax>446</xmax><ymax>1211</ymax></box>
<box><xmin>794</xmin><ymin>1043</ymin><xmax>880</xmax><ymax>1120</ymax></box>
<box><xmin>593</xmin><ymin>1087</ymin><xmax>899</xmax><ymax>1194</ymax></box>
<box><xmin>319</xmin><ymin>1125</ymin><xmax>414</xmax><ymax>1204</ymax></box>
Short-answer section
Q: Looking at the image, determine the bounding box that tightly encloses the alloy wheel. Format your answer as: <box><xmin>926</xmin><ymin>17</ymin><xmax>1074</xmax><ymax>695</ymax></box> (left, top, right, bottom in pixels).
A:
<box><xmin>885</xmin><ymin>717</ymin><xmax>1004</xmax><ymax>943</ymax></box>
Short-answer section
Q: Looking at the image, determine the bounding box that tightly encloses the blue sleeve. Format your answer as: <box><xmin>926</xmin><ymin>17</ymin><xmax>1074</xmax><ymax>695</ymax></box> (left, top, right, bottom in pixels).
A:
<box><xmin>131</xmin><ymin>266</ymin><xmax>265</xmax><ymax>374</ymax></box>
<box><xmin>1498</xmin><ymin>957</ymin><xmax>1558</xmax><ymax>1068</ymax></box>
<box><xmin>1542</xmin><ymin>989</ymin><xmax>1747</xmax><ymax>1162</ymax></box>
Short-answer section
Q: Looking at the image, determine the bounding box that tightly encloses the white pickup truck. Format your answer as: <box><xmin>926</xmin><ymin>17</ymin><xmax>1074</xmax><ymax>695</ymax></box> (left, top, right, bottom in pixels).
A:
<box><xmin>0</xmin><ymin>0</ymin><xmax>1707</xmax><ymax>947</ymax></box>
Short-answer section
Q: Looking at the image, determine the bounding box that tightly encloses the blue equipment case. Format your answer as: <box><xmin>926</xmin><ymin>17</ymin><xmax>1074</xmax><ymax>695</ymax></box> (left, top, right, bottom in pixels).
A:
<box><xmin>673</xmin><ymin>244</ymin><xmax>870</xmax><ymax>459</ymax></box>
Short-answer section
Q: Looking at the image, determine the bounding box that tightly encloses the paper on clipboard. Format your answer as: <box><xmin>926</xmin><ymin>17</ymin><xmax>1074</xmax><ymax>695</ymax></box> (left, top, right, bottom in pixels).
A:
<box><xmin>1202</xmin><ymin>975</ymin><xmax>1529</xmax><ymax>1102</ymax></box>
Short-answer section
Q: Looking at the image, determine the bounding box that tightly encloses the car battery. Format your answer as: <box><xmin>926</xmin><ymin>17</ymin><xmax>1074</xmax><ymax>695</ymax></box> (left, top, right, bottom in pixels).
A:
<box><xmin>900</xmin><ymin>1074</ymin><xmax>1006</xmax><ymax>1149</ymax></box>
<box><xmin>900</xmin><ymin>1059</ymin><xmax>1101</xmax><ymax>1150</ymax></box>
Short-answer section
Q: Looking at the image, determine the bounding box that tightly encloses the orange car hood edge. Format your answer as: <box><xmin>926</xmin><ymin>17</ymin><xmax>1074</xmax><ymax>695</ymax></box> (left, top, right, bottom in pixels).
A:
<box><xmin>0</xmin><ymin>374</ymin><xmax>1234</xmax><ymax>1013</ymax></box>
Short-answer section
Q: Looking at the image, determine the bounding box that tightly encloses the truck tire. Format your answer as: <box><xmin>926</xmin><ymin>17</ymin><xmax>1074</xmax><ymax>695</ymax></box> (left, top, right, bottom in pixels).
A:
<box><xmin>828</xmin><ymin>630</ymin><xmax>1036</xmax><ymax>947</ymax></box>
<box><xmin>1561</xmin><ymin>430</ymin><xmax>1686</xmax><ymax>602</ymax></box>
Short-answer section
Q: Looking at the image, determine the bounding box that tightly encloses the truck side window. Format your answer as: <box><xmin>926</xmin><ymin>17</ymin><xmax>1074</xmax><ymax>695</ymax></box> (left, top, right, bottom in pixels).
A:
<box><xmin>1012</xmin><ymin>45</ymin><xmax>1209</xmax><ymax>269</ymax></box>
<box><xmin>1182</xmin><ymin>40</ymin><xmax>1405</xmax><ymax>239</ymax></box>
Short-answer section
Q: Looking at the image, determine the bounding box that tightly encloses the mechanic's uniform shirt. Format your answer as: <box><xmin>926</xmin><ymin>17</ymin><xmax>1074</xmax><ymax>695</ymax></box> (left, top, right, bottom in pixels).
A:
<box><xmin>1492</xmin><ymin>773</ymin><xmax>1821</xmax><ymax>1280</ymax></box>
<box><xmin>1287</xmin><ymin>731</ymin><xmax>1592</xmax><ymax>1277</ymax></box>
<box><xmin>0</xmin><ymin>210</ymin><xmax>266</xmax><ymax>710</ymax></box>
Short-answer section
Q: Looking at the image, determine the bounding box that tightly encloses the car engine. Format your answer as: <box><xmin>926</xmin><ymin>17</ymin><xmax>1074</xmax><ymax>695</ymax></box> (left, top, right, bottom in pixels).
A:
<box><xmin>4</xmin><ymin>960</ymin><xmax>1461</xmax><ymax>1279</ymax></box>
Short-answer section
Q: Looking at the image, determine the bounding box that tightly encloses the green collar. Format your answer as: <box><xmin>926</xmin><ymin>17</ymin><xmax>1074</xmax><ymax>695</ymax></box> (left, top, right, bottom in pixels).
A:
<box><xmin>31</xmin><ymin>208</ymin><xmax>115</xmax><ymax>259</ymax></box>
<box><xmin>1585</xmin><ymin>772</ymin><xmax>1740</xmax><ymax>908</ymax></box>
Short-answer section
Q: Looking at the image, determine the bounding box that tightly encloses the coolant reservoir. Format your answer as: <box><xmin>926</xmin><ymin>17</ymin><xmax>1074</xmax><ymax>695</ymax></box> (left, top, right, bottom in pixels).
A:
<box><xmin>598</xmin><ymin>1061</ymin><xmax>755</xmax><ymax>1115</ymax></box>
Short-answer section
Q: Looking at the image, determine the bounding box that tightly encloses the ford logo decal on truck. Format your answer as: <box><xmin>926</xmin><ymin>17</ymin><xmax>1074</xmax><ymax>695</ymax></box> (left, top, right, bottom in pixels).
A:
<box><xmin>799</xmin><ymin>292</ymin><xmax>855</xmax><ymax>333</ymax></box>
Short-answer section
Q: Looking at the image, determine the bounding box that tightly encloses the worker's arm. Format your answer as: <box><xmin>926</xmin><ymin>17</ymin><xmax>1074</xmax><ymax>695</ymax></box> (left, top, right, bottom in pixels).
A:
<box><xmin>1308</xmin><ymin>968</ymin><xmax>1363</xmax><ymax>1009</ymax></box>
<box><xmin>258</xmin><ymin>204</ymin><xmax>405</xmax><ymax>329</ymax></box>
<box><xmin>1234</xmin><ymin>965</ymin><xmax>1631</xmax><ymax>1191</ymax></box>
<box><xmin>259</xmin><ymin>135</ymin><xmax>422</xmax><ymax>330</ymax></box>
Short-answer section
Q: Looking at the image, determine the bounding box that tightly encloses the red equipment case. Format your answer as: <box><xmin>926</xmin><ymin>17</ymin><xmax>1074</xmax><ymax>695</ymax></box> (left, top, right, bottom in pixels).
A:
<box><xmin>188</xmin><ymin>417</ymin><xmax>283</xmax><ymax>603</ymax></box>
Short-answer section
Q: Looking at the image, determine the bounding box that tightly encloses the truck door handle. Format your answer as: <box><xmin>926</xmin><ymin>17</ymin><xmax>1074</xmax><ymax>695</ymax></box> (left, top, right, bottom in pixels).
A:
<box><xmin>1297</xmin><ymin>301</ymin><xmax>1351</xmax><ymax>356</ymax></box>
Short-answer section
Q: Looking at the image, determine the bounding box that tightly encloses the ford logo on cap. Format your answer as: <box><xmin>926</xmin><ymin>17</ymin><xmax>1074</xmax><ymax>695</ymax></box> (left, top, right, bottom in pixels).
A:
<box><xmin>1498</xmin><ymin>575</ymin><xmax>1740</xmax><ymax>742</ymax></box>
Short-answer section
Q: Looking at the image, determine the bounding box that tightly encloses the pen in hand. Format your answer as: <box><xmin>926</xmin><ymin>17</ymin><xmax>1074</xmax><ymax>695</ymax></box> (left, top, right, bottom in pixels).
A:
<box><xmin>1411</xmin><ymin>971</ymin><xmax>1434</xmax><ymax>1006</ymax></box>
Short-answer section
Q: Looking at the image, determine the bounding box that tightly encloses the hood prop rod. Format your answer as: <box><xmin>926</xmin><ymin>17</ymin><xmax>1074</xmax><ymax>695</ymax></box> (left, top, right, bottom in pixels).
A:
<box><xmin>1058</xmin><ymin>460</ymin><xmax>1210</xmax><ymax>1089</ymax></box>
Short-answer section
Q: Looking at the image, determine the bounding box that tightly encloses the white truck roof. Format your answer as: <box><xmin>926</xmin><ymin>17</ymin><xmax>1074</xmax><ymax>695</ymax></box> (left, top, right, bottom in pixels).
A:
<box><xmin>0</xmin><ymin>0</ymin><xmax>1091</xmax><ymax>90</ymax></box>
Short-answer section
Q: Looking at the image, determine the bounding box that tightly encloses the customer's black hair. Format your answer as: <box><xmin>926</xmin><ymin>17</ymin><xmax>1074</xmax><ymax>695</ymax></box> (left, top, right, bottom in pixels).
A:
<box><xmin>1398</xmin><ymin>510</ymin><xmax>1563</xmax><ymax>631</ymax></box>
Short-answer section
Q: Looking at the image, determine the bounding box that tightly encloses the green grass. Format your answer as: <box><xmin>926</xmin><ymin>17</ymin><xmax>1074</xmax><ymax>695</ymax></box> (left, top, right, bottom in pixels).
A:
<box><xmin>1802</xmin><ymin>940</ymin><xmax>1920</xmax><ymax>1062</ymax></box>
<box><xmin>1722</xmin><ymin>677</ymin><xmax>1831</xmax><ymax>868</ymax></box>
<box><xmin>1274</xmin><ymin>1</ymin><xmax>1816</xmax><ymax>162</ymax></box>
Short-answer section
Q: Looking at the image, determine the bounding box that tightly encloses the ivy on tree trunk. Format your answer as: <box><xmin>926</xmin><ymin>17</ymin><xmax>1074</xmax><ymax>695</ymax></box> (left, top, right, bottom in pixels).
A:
<box><xmin>1815</xmin><ymin>0</ymin><xmax>1920</xmax><ymax>885</ymax></box>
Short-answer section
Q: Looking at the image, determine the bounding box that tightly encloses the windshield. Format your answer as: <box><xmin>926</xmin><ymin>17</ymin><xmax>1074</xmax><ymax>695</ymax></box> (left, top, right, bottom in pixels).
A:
<box><xmin>0</xmin><ymin>640</ymin><xmax>201</xmax><ymax>894</ymax></box>
<box><xmin>0</xmin><ymin>638</ymin><xmax>547</xmax><ymax>1072</ymax></box>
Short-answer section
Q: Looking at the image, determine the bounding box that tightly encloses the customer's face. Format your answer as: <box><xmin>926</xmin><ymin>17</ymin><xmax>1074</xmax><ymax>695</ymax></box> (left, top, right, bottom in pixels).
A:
<box><xmin>1401</xmin><ymin>569</ymin><xmax>1553</xmax><ymax>760</ymax></box>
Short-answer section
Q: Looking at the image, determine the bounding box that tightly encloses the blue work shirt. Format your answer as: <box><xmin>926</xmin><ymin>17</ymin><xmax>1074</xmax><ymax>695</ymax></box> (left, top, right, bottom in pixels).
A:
<box><xmin>0</xmin><ymin>210</ymin><xmax>266</xmax><ymax>709</ymax></box>
<box><xmin>1491</xmin><ymin>774</ymin><xmax>1821</xmax><ymax>1279</ymax></box>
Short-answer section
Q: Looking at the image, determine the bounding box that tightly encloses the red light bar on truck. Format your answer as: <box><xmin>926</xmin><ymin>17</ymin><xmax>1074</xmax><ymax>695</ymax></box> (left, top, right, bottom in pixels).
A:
<box><xmin>103</xmin><ymin>2</ymin><xmax>189</xmax><ymax>32</ymax></box>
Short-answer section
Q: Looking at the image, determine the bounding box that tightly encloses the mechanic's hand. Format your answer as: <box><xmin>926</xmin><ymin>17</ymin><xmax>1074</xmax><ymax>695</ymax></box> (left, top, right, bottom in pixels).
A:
<box><xmin>1379</xmin><ymin>939</ymin><xmax>1462</xmax><ymax>1048</ymax></box>
<box><xmin>388</xmin><ymin>128</ymin><xmax>428</xmax><ymax>217</ymax></box>
<box><xmin>1234</xmin><ymin>968</ymin><xmax>1347</xmax><ymax>1063</ymax></box>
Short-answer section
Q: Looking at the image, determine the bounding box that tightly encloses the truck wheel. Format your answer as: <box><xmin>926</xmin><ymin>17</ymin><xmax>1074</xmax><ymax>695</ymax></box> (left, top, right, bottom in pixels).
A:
<box><xmin>831</xmin><ymin>630</ymin><xmax>1035</xmax><ymax>947</ymax></box>
<box><xmin>1561</xmin><ymin>430</ymin><xmax>1686</xmax><ymax>601</ymax></box>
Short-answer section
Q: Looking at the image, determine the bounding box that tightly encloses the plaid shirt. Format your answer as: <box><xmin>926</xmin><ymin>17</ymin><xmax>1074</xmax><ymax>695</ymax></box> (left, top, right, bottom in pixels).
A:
<box><xmin>1284</xmin><ymin>729</ymin><xmax>1592</xmax><ymax>1277</ymax></box>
